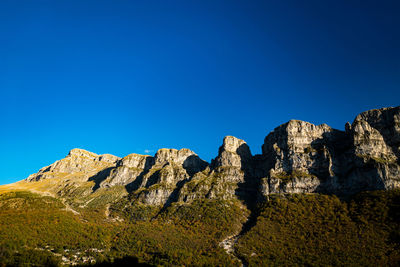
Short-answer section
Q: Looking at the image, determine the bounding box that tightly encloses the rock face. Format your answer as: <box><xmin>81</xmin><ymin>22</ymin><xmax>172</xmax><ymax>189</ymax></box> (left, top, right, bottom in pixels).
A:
<box><xmin>24</xmin><ymin>106</ymin><xmax>400</xmax><ymax>208</ymax></box>
<box><xmin>258</xmin><ymin>106</ymin><xmax>400</xmax><ymax>196</ymax></box>
<box><xmin>345</xmin><ymin>107</ymin><xmax>400</xmax><ymax>193</ymax></box>
<box><xmin>178</xmin><ymin>136</ymin><xmax>255</xmax><ymax>202</ymax></box>
<box><xmin>212</xmin><ymin>136</ymin><xmax>252</xmax><ymax>170</ymax></box>
<box><xmin>259</xmin><ymin>120</ymin><xmax>347</xmax><ymax>194</ymax></box>
<box><xmin>96</xmin><ymin>148</ymin><xmax>208</xmax><ymax>205</ymax></box>
<box><xmin>99</xmin><ymin>154</ymin><xmax>154</xmax><ymax>189</ymax></box>
<box><xmin>26</xmin><ymin>148</ymin><xmax>120</xmax><ymax>182</ymax></box>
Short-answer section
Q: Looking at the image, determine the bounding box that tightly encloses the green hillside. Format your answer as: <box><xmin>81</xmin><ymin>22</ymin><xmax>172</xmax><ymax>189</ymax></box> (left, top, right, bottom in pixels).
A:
<box><xmin>0</xmin><ymin>189</ymin><xmax>399</xmax><ymax>266</ymax></box>
<box><xmin>236</xmin><ymin>190</ymin><xmax>400</xmax><ymax>266</ymax></box>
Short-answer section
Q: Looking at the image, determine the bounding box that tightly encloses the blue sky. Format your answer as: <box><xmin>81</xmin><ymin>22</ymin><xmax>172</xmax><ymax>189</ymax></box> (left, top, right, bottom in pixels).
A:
<box><xmin>0</xmin><ymin>0</ymin><xmax>399</xmax><ymax>184</ymax></box>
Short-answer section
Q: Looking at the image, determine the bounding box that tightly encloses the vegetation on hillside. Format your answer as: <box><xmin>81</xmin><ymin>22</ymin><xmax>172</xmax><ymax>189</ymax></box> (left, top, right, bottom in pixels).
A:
<box><xmin>0</xmin><ymin>191</ymin><xmax>244</xmax><ymax>266</ymax></box>
<box><xmin>236</xmin><ymin>190</ymin><xmax>400</xmax><ymax>266</ymax></box>
<box><xmin>0</xmin><ymin>190</ymin><xmax>399</xmax><ymax>266</ymax></box>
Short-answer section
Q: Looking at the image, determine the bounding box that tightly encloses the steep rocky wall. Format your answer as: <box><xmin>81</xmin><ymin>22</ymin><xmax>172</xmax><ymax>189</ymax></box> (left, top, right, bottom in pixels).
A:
<box><xmin>178</xmin><ymin>136</ymin><xmax>256</xmax><ymax>202</ymax></box>
<box><xmin>23</xmin><ymin>106</ymin><xmax>400</xmax><ymax>208</ymax></box>
<box><xmin>258</xmin><ymin>106</ymin><xmax>400</xmax><ymax>197</ymax></box>
<box><xmin>345</xmin><ymin>107</ymin><xmax>400</xmax><ymax>193</ymax></box>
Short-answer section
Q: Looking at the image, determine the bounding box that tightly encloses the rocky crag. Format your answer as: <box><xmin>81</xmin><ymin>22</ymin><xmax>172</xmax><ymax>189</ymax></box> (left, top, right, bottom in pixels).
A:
<box><xmin>20</xmin><ymin>106</ymin><xmax>400</xmax><ymax>211</ymax></box>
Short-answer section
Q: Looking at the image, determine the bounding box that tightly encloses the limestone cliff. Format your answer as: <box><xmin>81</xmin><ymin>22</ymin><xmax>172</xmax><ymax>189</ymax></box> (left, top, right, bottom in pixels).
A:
<box><xmin>90</xmin><ymin>148</ymin><xmax>208</xmax><ymax>206</ymax></box>
<box><xmin>19</xmin><ymin>106</ymin><xmax>400</xmax><ymax>209</ymax></box>
<box><xmin>258</xmin><ymin>106</ymin><xmax>400</xmax><ymax>196</ymax></box>
<box><xmin>346</xmin><ymin>107</ymin><xmax>400</xmax><ymax>192</ymax></box>
<box><xmin>178</xmin><ymin>136</ymin><xmax>255</xmax><ymax>202</ymax></box>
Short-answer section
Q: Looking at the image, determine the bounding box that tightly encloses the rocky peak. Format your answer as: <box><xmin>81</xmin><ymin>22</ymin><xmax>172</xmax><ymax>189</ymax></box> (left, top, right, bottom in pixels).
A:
<box><xmin>118</xmin><ymin>153</ymin><xmax>155</xmax><ymax>169</ymax></box>
<box><xmin>263</xmin><ymin>120</ymin><xmax>333</xmax><ymax>154</ymax></box>
<box><xmin>153</xmin><ymin>148</ymin><xmax>208</xmax><ymax>176</ymax></box>
<box><xmin>26</xmin><ymin>149</ymin><xmax>121</xmax><ymax>182</ymax></box>
<box><xmin>67</xmin><ymin>148</ymin><xmax>120</xmax><ymax>164</ymax></box>
<box><xmin>178</xmin><ymin>136</ymin><xmax>255</xmax><ymax>203</ymax></box>
<box><xmin>220</xmin><ymin>136</ymin><xmax>248</xmax><ymax>153</ymax></box>
<box><xmin>212</xmin><ymin>136</ymin><xmax>252</xmax><ymax>168</ymax></box>
<box><xmin>97</xmin><ymin>148</ymin><xmax>208</xmax><ymax>198</ymax></box>
<box><xmin>351</xmin><ymin>119</ymin><xmax>393</xmax><ymax>159</ymax></box>
<box><xmin>352</xmin><ymin>106</ymin><xmax>400</xmax><ymax>160</ymax></box>
<box><xmin>354</xmin><ymin>106</ymin><xmax>400</xmax><ymax>126</ymax></box>
<box><xmin>154</xmin><ymin>148</ymin><xmax>197</xmax><ymax>165</ymax></box>
<box><xmin>96</xmin><ymin>154</ymin><xmax>121</xmax><ymax>164</ymax></box>
<box><xmin>260</xmin><ymin>120</ymin><xmax>346</xmax><ymax>195</ymax></box>
<box><xmin>62</xmin><ymin>149</ymin><xmax>121</xmax><ymax>171</ymax></box>
<box><xmin>97</xmin><ymin>153</ymin><xmax>154</xmax><ymax>190</ymax></box>
<box><xmin>67</xmin><ymin>148</ymin><xmax>98</xmax><ymax>158</ymax></box>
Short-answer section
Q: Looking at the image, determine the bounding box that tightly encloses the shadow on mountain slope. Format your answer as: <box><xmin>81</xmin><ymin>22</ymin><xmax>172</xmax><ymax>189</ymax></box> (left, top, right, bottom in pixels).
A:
<box><xmin>233</xmin><ymin>144</ymin><xmax>263</xmax><ymax>238</ymax></box>
<box><xmin>88</xmin><ymin>167</ymin><xmax>115</xmax><ymax>192</ymax></box>
<box><xmin>155</xmin><ymin>155</ymin><xmax>209</xmax><ymax>216</ymax></box>
<box><xmin>125</xmin><ymin>157</ymin><xmax>157</xmax><ymax>193</ymax></box>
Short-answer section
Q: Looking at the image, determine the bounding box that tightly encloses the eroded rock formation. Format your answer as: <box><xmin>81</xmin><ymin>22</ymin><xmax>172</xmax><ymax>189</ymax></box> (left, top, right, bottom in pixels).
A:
<box><xmin>24</xmin><ymin>106</ymin><xmax>400</xmax><ymax>207</ymax></box>
<box><xmin>26</xmin><ymin>148</ymin><xmax>120</xmax><ymax>182</ymax></box>
<box><xmin>258</xmin><ymin>106</ymin><xmax>400</xmax><ymax>196</ymax></box>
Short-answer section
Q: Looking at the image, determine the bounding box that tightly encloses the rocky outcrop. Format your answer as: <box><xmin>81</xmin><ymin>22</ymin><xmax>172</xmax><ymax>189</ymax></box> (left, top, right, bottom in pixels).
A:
<box><xmin>259</xmin><ymin>120</ymin><xmax>347</xmax><ymax>194</ymax></box>
<box><xmin>26</xmin><ymin>148</ymin><xmax>120</xmax><ymax>182</ymax></box>
<box><xmin>345</xmin><ymin>107</ymin><xmax>400</xmax><ymax>193</ymax></box>
<box><xmin>98</xmin><ymin>154</ymin><xmax>154</xmax><ymax>189</ymax></box>
<box><xmin>212</xmin><ymin>136</ymin><xmax>252</xmax><ymax>170</ymax></box>
<box><xmin>351</xmin><ymin>107</ymin><xmax>400</xmax><ymax>161</ymax></box>
<box><xmin>101</xmin><ymin>148</ymin><xmax>210</xmax><ymax>206</ymax></box>
<box><xmin>154</xmin><ymin>148</ymin><xmax>208</xmax><ymax>176</ymax></box>
<box><xmin>23</xmin><ymin>106</ymin><xmax>400</xmax><ymax>208</ymax></box>
<box><xmin>178</xmin><ymin>136</ymin><xmax>256</xmax><ymax>202</ymax></box>
<box><xmin>258</xmin><ymin>106</ymin><xmax>400</xmax><ymax>197</ymax></box>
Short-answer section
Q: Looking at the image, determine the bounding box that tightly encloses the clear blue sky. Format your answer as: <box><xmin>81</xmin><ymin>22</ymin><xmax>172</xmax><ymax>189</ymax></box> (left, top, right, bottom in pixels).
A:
<box><xmin>1</xmin><ymin>0</ymin><xmax>399</xmax><ymax>184</ymax></box>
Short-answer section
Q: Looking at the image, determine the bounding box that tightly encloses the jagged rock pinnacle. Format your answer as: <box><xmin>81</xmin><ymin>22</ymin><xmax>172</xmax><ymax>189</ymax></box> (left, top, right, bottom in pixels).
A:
<box><xmin>212</xmin><ymin>136</ymin><xmax>252</xmax><ymax>168</ymax></box>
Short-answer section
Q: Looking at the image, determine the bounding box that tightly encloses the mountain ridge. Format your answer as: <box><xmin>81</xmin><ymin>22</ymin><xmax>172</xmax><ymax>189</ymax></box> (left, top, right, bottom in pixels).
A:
<box><xmin>2</xmin><ymin>106</ymin><xmax>398</xmax><ymax>228</ymax></box>
<box><xmin>1</xmin><ymin>106</ymin><xmax>400</xmax><ymax>266</ymax></box>
<box><xmin>14</xmin><ymin>106</ymin><xmax>398</xmax><ymax>201</ymax></box>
